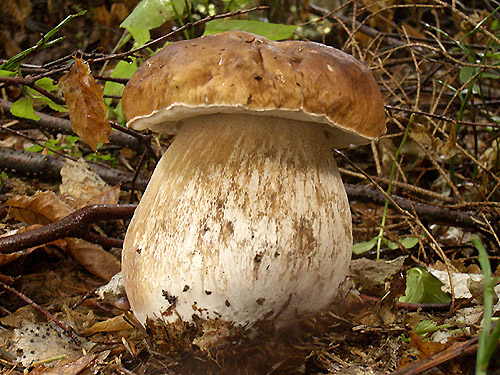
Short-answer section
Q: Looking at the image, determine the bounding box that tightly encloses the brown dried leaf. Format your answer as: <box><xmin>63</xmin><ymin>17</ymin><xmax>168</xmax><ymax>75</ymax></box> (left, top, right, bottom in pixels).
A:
<box><xmin>66</xmin><ymin>238</ymin><xmax>120</xmax><ymax>281</ymax></box>
<box><xmin>29</xmin><ymin>354</ymin><xmax>97</xmax><ymax>375</ymax></box>
<box><xmin>6</xmin><ymin>191</ymin><xmax>72</xmax><ymax>224</ymax></box>
<box><xmin>409</xmin><ymin>332</ymin><xmax>448</xmax><ymax>358</ymax></box>
<box><xmin>59</xmin><ymin>59</ymin><xmax>112</xmax><ymax>151</ymax></box>
<box><xmin>83</xmin><ymin>314</ymin><xmax>133</xmax><ymax>335</ymax></box>
<box><xmin>0</xmin><ymin>251</ymin><xmax>22</xmax><ymax>266</ymax></box>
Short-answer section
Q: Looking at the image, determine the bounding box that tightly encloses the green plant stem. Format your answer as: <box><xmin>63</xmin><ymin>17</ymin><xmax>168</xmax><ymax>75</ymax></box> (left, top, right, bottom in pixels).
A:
<box><xmin>171</xmin><ymin>1</ymin><xmax>190</xmax><ymax>40</ymax></box>
<box><xmin>473</xmin><ymin>237</ymin><xmax>500</xmax><ymax>375</ymax></box>
<box><xmin>0</xmin><ymin>11</ymin><xmax>86</xmax><ymax>71</ymax></box>
<box><xmin>375</xmin><ymin>114</ymin><xmax>414</xmax><ymax>260</ymax></box>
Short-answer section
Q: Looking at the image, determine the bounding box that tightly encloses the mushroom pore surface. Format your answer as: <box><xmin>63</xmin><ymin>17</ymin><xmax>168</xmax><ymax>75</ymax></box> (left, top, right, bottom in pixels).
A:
<box><xmin>122</xmin><ymin>113</ymin><xmax>352</xmax><ymax>327</ymax></box>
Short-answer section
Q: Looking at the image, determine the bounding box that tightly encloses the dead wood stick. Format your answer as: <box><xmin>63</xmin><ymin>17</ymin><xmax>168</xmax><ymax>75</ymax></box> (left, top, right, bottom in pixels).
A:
<box><xmin>0</xmin><ymin>148</ymin><xmax>148</xmax><ymax>191</ymax></box>
<box><xmin>344</xmin><ymin>183</ymin><xmax>489</xmax><ymax>231</ymax></box>
<box><xmin>389</xmin><ymin>336</ymin><xmax>479</xmax><ymax>375</ymax></box>
<box><xmin>0</xmin><ymin>204</ymin><xmax>136</xmax><ymax>254</ymax></box>
<box><xmin>0</xmin><ymin>281</ymin><xmax>81</xmax><ymax>345</ymax></box>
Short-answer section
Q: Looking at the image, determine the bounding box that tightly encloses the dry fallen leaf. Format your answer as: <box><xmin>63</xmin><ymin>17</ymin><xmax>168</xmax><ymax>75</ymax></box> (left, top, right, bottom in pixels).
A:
<box><xmin>67</xmin><ymin>238</ymin><xmax>120</xmax><ymax>281</ymax></box>
<box><xmin>59</xmin><ymin>58</ymin><xmax>112</xmax><ymax>151</ymax></box>
<box><xmin>83</xmin><ymin>314</ymin><xmax>133</xmax><ymax>335</ymax></box>
<box><xmin>6</xmin><ymin>191</ymin><xmax>72</xmax><ymax>224</ymax></box>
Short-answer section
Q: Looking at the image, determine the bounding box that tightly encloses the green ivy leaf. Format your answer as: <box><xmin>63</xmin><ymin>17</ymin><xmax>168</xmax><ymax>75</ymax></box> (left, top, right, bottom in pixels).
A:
<box><xmin>203</xmin><ymin>19</ymin><xmax>297</xmax><ymax>41</ymax></box>
<box><xmin>399</xmin><ymin>267</ymin><xmax>451</xmax><ymax>304</ymax></box>
<box><xmin>10</xmin><ymin>97</ymin><xmax>40</xmax><ymax>121</ymax></box>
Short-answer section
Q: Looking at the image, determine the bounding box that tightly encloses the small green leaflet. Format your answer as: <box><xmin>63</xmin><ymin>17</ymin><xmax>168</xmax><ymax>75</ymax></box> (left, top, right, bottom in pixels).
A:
<box><xmin>352</xmin><ymin>237</ymin><xmax>377</xmax><ymax>255</ymax></box>
<box><xmin>414</xmin><ymin>320</ymin><xmax>453</xmax><ymax>336</ymax></box>
<box><xmin>10</xmin><ymin>97</ymin><xmax>40</xmax><ymax>121</ymax></box>
<box><xmin>353</xmin><ymin>236</ymin><xmax>418</xmax><ymax>254</ymax></box>
<box><xmin>399</xmin><ymin>267</ymin><xmax>451</xmax><ymax>304</ymax></box>
<box><xmin>388</xmin><ymin>236</ymin><xmax>419</xmax><ymax>250</ymax></box>
<box><xmin>203</xmin><ymin>19</ymin><xmax>297</xmax><ymax>41</ymax></box>
<box><xmin>0</xmin><ymin>70</ymin><xmax>16</xmax><ymax>77</ymax></box>
<box><xmin>103</xmin><ymin>60</ymin><xmax>138</xmax><ymax>98</ymax></box>
<box><xmin>34</xmin><ymin>77</ymin><xmax>58</xmax><ymax>91</ymax></box>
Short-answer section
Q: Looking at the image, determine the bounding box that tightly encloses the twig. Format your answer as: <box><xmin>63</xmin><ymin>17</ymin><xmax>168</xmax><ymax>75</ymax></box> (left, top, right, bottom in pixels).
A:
<box><xmin>308</xmin><ymin>3</ymin><xmax>405</xmax><ymax>47</ymax></box>
<box><xmin>386</xmin><ymin>104</ymin><xmax>500</xmax><ymax>128</ymax></box>
<box><xmin>0</xmin><ymin>281</ymin><xmax>81</xmax><ymax>345</ymax></box>
<box><xmin>89</xmin><ymin>6</ymin><xmax>269</xmax><ymax>63</ymax></box>
<box><xmin>0</xmin><ymin>148</ymin><xmax>148</xmax><ymax>191</ymax></box>
<box><xmin>0</xmin><ymin>204</ymin><xmax>136</xmax><ymax>254</ymax></box>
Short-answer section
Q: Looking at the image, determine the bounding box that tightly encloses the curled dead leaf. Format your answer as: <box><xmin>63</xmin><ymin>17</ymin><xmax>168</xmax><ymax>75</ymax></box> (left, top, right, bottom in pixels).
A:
<box><xmin>67</xmin><ymin>238</ymin><xmax>120</xmax><ymax>281</ymax></box>
<box><xmin>83</xmin><ymin>314</ymin><xmax>133</xmax><ymax>335</ymax></box>
<box><xmin>6</xmin><ymin>191</ymin><xmax>72</xmax><ymax>224</ymax></box>
<box><xmin>59</xmin><ymin>58</ymin><xmax>112</xmax><ymax>151</ymax></box>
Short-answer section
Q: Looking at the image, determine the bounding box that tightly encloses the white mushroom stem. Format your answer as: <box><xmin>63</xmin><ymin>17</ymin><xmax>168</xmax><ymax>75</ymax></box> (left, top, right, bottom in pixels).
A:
<box><xmin>122</xmin><ymin>113</ymin><xmax>352</xmax><ymax>327</ymax></box>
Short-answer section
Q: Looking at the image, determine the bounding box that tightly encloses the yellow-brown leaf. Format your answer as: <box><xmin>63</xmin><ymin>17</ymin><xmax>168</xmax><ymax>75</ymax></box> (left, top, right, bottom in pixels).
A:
<box><xmin>59</xmin><ymin>59</ymin><xmax>112</xmax><ymax>151</ymax></box>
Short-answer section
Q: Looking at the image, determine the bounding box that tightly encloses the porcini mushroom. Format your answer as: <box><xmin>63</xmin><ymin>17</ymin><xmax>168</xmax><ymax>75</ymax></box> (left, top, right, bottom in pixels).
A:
<box><xmin>121</xmin><ymin>31</ymin><xmax>386</xmax><ymax>328</ymax></box>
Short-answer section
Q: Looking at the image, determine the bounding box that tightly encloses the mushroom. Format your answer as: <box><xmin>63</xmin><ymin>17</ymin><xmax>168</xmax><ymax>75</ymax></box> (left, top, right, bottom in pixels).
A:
<box><xmin>121</xmin><ymin>31</ymin><xmax>386</xmax><ymax>328</ymax></box>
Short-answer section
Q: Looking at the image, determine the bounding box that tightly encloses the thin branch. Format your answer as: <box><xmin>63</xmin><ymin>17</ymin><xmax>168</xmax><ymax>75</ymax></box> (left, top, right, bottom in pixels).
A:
<box><xmin>0</xmin><ymin>204</ymin><xmax>136</xmax><ymax>254</ymax></box>
<box><xmin>0</xmin><ymin>281</ymin><xmax>81</xmax><ymax>346</ymax></box>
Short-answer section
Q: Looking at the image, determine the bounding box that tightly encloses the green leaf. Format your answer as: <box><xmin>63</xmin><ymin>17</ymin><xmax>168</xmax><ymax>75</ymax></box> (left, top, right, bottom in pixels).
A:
<box><xmin>459</xmin><ymin>66</ymin><xmax>480</xmax><ymax>84</ymax></box>
<box><xmin>103</xmin><ymin>60</ymin><xmax>138</xmax><ymax>98</ymax></box>
<box><xmin>414</xmin><ymin>320</ymin><xmax>453</xmax><ymax>335</ymax></box>
<box><xmin>0</xmin><ymin>70</ymin><xmax>16</xmax><ymax>77</ymax></box>
<box><xmin>120</xmin><ymin>0</ymin><xmax>188</xmax><ymax>30</ymax></box>
<box><xmin>352</xmin><ymin>237</ymin><xmax>377</xmax><ymax>255</ymax></box>
<box><xmin>10</xmin><ymin>97</ymin><xmax>40</xmax><ymax>121</ymax></box>
<box><xmin>399</xmin><ymin>267</ymin><xmax>451</xmax><ymax>304</ymax></box>
<box><xmin>34</xmin><ymin>77</ymin><xmax>58</xmax><ymax>91</ymax></box>
<box><xmin>203</xmin><ymin>19</ymin><xmax>297</xmax><ymax>41</ymax></box>
<box><xmin>36</xmin><ymin>95</ymin><xmax>67</xmax><ymax>112</ymax></box>
<box><xmin>388</xmin><ymin>236</ymin><xmax>419</xmax><ymax>250</ymax></box>
<box><xmin>26</xmin><ymin>144</ymin><xmax>44</xmax><ymax>152</ymax></box>
<box><xmin>127</xmin><ymin>27</ymin><xmax>150</xmax><ymax>47</ymax></box>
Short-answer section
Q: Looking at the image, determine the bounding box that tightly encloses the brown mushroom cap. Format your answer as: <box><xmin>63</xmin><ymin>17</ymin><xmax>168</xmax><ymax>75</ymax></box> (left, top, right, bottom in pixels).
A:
<box><xmin>122</xmin><ymin>30</ymin><xmax>386</xmax><ymax>147</ymax></box>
